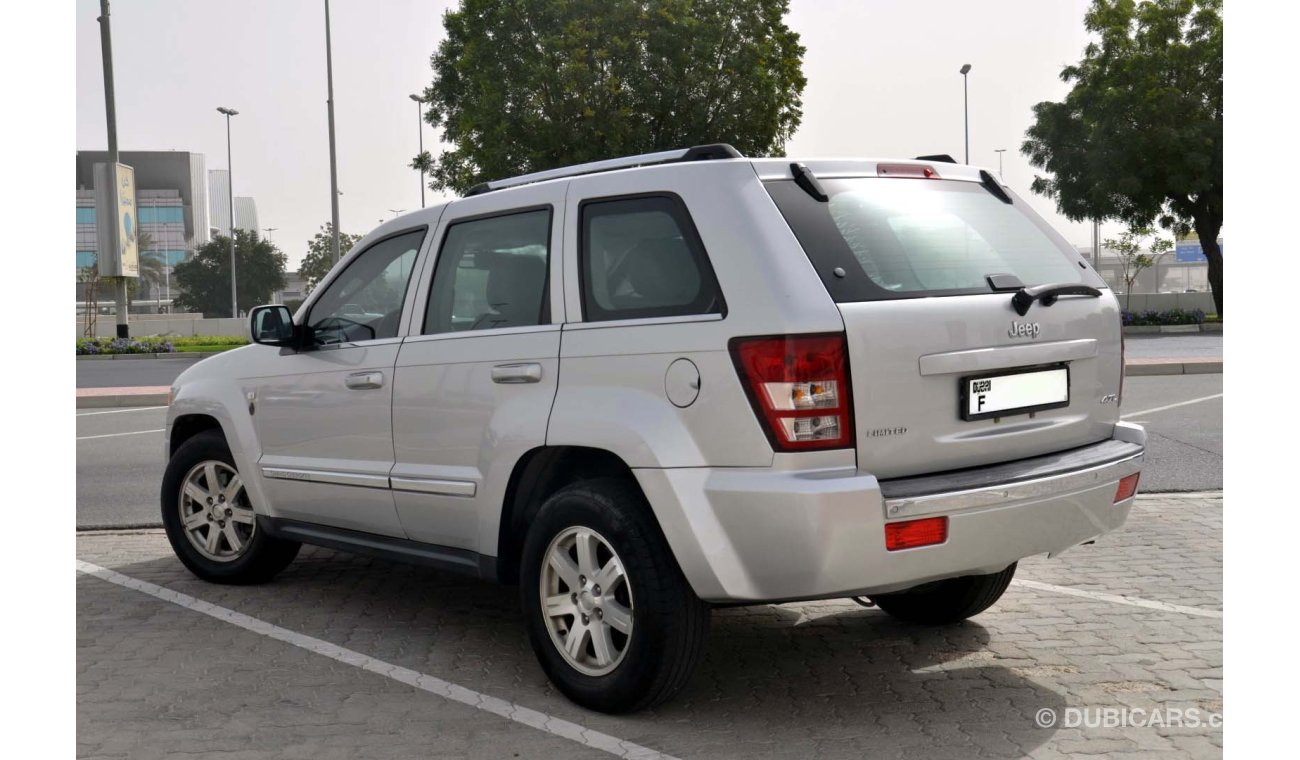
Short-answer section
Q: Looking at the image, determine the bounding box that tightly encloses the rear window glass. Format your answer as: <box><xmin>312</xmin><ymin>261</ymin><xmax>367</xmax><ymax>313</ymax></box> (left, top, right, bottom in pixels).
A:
<box><xmin>765</xmin><ymin>177</ymin><xmax>1101</xmax><ymax>302</ymax></box>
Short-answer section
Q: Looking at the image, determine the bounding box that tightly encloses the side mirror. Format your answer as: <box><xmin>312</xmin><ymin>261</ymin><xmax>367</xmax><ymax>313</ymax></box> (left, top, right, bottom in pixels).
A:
<box><xmin>249</xmin><ymin>304</ymin><xmax>297</xmax><ymax>346</ymax></box>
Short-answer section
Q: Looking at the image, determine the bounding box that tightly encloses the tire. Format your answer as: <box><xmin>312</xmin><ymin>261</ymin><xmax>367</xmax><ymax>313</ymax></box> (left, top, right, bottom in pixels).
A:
<box><xmin>161</xmin><ymin>429</ymin><xmax>300</xmax><ymax>585</ymax></box>
<box><xmin>869</xmin><ymin>563</ymin><xmax>1017</xmax><ymax>625</ymax></box>
<box><xmin>520</xmin><ymin>477</ymin><xmax>710</xmax><ymax>713</ymax></box>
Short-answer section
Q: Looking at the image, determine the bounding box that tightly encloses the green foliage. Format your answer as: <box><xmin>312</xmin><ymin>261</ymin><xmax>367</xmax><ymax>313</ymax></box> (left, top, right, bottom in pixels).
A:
<box><xmin>172</xmin><ymin>230</ymin><xmax>287</xmax><ymax>317</ymax></box>
<box><xmin>1104</xmin><ymin>226</ymin><xmax>1173</xmax><ymax>309</ymax></box>
<box><xmin>415</xmin><ymin>0</ymin><xmax>806</xmax><ymax>194</ymax></box>
<box><xmin>1122</xmin><ymin>307</ymin><xmax>1205</xmax><ymax>326</ymax></box>
<box><xmin>1022</xmin><ymin>0</ymin><xmax>1222</xmax><ymax>313</ymax></box>
<box><xmin>299</xmin><ymin>223</ymin><xmax>364</xmax><ymax>295</ymax></box>
<box><xmin>76</xmin><ymin>334</ymin><xmax>249</xmax><ymax>355</ymax></box>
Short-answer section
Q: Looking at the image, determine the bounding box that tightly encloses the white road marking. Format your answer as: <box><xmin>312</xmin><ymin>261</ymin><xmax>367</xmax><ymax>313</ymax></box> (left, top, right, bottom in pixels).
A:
<box><xmin>1011</xmin><ymin>579</ymin><xmax>1221</xmax><ymax>619</ymax></box>
<box><xmin>76</xmin><ymin>406</ymin><xmax>168</xmax><ymax>416</ymax></box>
<box><xmin>76</xmin><ymin>429</ymin><xmax>164</xmax><ymax>441</ymax></box>
<box><xmin>75</xmin><ymin>560</ymin><xmax>678</xmax><ymax>760</ymax></box>
<box><xmin>1121</xmin><ymin>393</ymin><xmax>1222</xmax><ymax>420</ymax></box>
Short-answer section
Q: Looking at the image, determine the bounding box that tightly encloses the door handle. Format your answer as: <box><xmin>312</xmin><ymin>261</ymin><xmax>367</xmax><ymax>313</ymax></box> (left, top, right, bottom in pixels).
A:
<box><xmin>345</xmin><ymin>371</ymin><xmax>384</xmax><ymax>390</ymax></box>
<box><xmin>491</xmin><ymin>362</ymin><xmax>543</xmax><ymax>384</ymax></box>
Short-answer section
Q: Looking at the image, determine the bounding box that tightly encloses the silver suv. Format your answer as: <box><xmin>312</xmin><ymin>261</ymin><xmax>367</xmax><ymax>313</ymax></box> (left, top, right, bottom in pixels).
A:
<box><xmin>163</xmin><ymin>145</ymin><xmax>1145</xmax><ymax>712</ymax></box>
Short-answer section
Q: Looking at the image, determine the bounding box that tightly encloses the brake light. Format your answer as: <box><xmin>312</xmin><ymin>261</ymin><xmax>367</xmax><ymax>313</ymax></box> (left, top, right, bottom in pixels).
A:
<box><xmin>876</xmin><ymin>163</ymin><xmax>940</xmax><ymax>179</ymax></box>
<box><xmin>885</xmin><ymin>517</ymin><xmax>949</xmax><ymax>551</ymax></box>
<box><xmin>731</xmin><ymin>333</ymin><xmax>853</xmax><ymax>451</ymax></box>
<box><xmin>1114</xmin><ymin>473</ymin><xmax>1140</xmax><ymax>503</ymax></box>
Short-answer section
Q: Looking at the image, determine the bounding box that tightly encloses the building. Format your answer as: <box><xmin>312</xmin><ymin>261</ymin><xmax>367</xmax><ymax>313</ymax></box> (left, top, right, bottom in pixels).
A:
<box><xmin>207</xmin><ymin>169</ymin><xmax>259</xmax><ymax>237</ymax></box>
<box><xmin>76</xmin><ymin>150</ymin><xmax>211</xmax><ymax>308</ymax></box>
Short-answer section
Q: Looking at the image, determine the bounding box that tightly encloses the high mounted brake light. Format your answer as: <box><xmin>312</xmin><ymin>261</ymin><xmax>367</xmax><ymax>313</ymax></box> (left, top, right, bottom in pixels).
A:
<box><xmin>876</xmin><ymin>163</ymin><xmax>940</xmax><ymax>179</ymax></box>
<box><xmin>730</xmin><ymin>333</ymin><xmax>853</xmax><ymax>451</ymax></box>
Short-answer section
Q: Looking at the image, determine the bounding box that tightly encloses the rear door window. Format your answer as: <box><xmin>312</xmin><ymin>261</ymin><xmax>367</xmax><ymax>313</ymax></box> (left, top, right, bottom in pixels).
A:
<box><xmin>766</xmin><ymin>178</ymin><xmax>1102</xmax><ymax>302</ymax></box>
<box><xmin>579</xmin><ymin>195</ymin><xmax>724</xmax><ymax>321</ymax></box>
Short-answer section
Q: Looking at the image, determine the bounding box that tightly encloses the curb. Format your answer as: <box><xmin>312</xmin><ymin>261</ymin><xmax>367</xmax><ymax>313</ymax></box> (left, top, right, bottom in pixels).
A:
<box><xmin>1123</xmin><ymin>324</ymin><xmax>1221</xmax><ymax>334</ymax></box>
<box><xmin>76</xmin><ymin>351</ymin><xmax>227</xmax><ymax>361</ymax></box>
<box><xmin>76</xmin><ymin>386</ymin><xmax>170</xmax><ymax>409</ymax></box>
<box><xmin>1124</xmin><ymin>358</ymin><xmax>1222</xmax><ymax>376</ymax></box>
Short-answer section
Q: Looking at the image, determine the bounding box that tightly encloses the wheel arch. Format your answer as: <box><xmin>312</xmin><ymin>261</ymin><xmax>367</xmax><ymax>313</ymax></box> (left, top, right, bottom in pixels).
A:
<box><xmin>494</xmin><ymin>446</ymin><xmax>645</xmax><ymax>585</ymax></box>
<box><xmin>170</xmin><ymin>413</ymin><xmax>224</xmax><ymax>457</ymax></box>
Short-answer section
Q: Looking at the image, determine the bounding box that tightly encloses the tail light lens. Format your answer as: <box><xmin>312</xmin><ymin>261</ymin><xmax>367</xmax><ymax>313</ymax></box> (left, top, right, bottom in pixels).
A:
<box><xmin>730</xmin><ymin>333</ymin><xmax>853</xmax><ymax>451</ymax></box>
<box><xmin>885</xmin><ymin>517</ymin><xmax>949</xmax><ymax>551</ymax></box>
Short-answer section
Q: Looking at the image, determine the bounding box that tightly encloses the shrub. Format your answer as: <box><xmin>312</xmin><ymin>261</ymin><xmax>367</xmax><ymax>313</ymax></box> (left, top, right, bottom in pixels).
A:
<box><xmin>76</xmin><ymin>334</ymin><xmax>247</xmax><ymax>355</ymax></box>
<box><xmin>1121</xmin><ymin>308</ymin><xmax>1206</xmax><ymax>326</ymax></box>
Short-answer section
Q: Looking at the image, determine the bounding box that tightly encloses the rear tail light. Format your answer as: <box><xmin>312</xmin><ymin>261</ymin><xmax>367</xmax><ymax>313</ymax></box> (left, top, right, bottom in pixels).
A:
<box><xmin>730</xmin><ymin>333</ymin><xmax>853</xmax><ymax>451</ymax></box>
<box><xmin>1114</xmin><ymin>473</ymin><xmax>1140</xmax><ymax>503</ymax></box>
<box><xmin>885</xmin><ymin>517</ymin><xmax>949</xmax><ymax>551</ymax></box>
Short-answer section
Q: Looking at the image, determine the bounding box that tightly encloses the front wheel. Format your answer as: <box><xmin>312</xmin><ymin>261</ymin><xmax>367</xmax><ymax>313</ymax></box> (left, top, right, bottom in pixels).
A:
<box><xmin>161</xmin><ymin>430</ymin><xmax>300</xmax><ymax>584</ymax></box>
<box><xmin>520</xmin><ymin>478</ymin><xmax>710</xmax><ymax>713</ymax></box>
<box><xmin>869</xmin><ymin>563</ymin><xmax>1017</xmax><ymax>625</ymax></box>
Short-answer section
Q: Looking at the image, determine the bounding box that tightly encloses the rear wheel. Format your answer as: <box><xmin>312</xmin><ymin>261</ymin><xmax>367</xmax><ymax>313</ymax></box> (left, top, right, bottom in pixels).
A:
<box><xmin>161</xmin><ymin>430</ymin><xmax>299</xmax><ymax>584</ymax></box>
<box><xmin>869</xmin><ymin>563</ymin><xmax>1016</xmax><ymax>625</ymax></box>
<box><xmin>520</xmin><ymin>478</ymin><xmax>710</xmax><ymax>713</ymax></box>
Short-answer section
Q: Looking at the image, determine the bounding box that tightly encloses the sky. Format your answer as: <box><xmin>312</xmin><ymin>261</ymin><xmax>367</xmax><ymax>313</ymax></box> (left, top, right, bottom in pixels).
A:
<box><xmin>76</xmin><ymin>0</ymin><xmax>1114</xmax><ymax>269</ymax></box>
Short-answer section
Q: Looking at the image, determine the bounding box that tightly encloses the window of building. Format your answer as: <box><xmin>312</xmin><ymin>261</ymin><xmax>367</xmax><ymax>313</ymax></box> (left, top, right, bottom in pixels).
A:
<box><xmin>307</xmin><ymin>229</ymin><xmax>425</xmax><ymax>345</ymax></box>
<box><xmin>580</xmin><ymin>195</ymin><xmax>723</xmax><ymax>322</ymax></box>
<box><xmin>423</xmin><ymin>208</ymin><xmax>551</xmax><ymax>335</ymax></box>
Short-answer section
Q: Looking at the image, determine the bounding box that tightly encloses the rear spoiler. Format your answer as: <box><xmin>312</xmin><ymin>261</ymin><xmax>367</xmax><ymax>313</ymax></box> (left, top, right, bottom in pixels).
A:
<box><xmin>915</xmin><ymin>154</ymin><xmax>957</xmax><ymax>164</ymax></box>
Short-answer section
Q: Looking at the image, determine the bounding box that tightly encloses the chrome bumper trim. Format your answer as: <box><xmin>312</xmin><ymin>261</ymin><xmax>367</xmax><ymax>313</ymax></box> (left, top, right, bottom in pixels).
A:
<box><xmin>883</xmin><ymin>451</ymin><xmax>1143</xmax><ymax>519</ymax></box>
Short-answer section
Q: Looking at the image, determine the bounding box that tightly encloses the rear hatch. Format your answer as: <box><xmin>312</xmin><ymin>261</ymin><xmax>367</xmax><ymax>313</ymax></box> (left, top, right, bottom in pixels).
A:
<box><xmin>765</xmin><ymin>163</ymin><xmax>1121</xmax><ymax>478</ymax></box>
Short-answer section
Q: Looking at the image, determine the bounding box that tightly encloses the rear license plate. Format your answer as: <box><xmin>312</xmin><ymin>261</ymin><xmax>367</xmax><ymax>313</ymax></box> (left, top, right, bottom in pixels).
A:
<box><xmin>961</xmin><ymin>365</ymin><xmax>1070</xmax><ymax>421</ymax></box>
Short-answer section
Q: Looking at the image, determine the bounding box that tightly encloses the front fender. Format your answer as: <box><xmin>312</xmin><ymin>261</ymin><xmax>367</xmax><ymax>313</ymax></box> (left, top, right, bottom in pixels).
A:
<box><xmin>167</xmin><ymin>376</ymin><xmax>276</xmax><ymax>520</ymax></box>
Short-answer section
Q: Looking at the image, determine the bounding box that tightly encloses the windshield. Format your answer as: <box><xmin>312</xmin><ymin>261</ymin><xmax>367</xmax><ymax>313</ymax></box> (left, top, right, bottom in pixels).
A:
<box><xmin>765</xmin><ymin>177</ymin><xmax>1102</xmax><ymax>302</ymax></box>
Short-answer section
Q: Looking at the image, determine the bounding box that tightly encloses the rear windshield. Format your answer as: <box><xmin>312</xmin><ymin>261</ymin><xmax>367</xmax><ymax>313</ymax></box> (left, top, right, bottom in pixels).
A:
<box><xmin>765</xmin><ymin>177</ymin><xmax>1102</xmax><ymax>302</ymax></box>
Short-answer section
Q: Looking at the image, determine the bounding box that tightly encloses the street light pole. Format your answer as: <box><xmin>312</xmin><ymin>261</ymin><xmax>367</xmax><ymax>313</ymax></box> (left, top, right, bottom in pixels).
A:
<box><xmin>217</xmin><ymin>106</ymin><xmax>239</xmax><ymax>318</ymax></box>
<box><xmin>994</xmin><ymin>148</ymin><xmax>1006</xmax><ymax>178</ymax></box>
<box><xmin>409</xmin><ymin>94</ymin><xmax>425</xmax><ymax>208</ymax></box>
<box><xmin>959</xmin><ymin>63</ymin><xmax>971</xmax><ymax>164</ymax></box>
<box><xmin>325</xmin><ymin>0</ymin><xmax>341</xmax><ymax>265</ymax></box>
<box><xmin>263</xmin><ymin>227</ymin><xmax>277</xmax><ymax>243</ymax></box>
<box><xmin>388</xmin><ymin>209</ymin><xmax>405</xmax><ymax>220</ymax></box>
<box><xmin>98</xmin><ymin>0</ymin><xmax>130</xmax><ymax>338</ymax></box>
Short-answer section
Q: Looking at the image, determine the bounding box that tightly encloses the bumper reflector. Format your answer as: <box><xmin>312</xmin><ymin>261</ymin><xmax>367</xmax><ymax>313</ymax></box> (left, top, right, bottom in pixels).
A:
<box><xmin>885</xmin><ymin>516</ymin><xmax>949</xmax><ymax>551</ymax></box>
<box><xmin>1114</xmin><ymin>473</ymin><xmax>1140</xmax><ymax>503</ymax></box>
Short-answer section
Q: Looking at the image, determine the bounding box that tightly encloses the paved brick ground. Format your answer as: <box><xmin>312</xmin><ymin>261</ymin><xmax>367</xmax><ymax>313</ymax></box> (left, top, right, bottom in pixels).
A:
<box><xmin>77</xmin><ymin>493</ymin><xmax>1222</xmax><ymax>759</ymax></box>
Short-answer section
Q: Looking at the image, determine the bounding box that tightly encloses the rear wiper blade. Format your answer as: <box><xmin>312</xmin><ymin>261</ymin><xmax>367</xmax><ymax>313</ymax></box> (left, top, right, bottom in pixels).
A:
<box><xmin>1011</xmin><ymin>282</ymin><xmax>1103</xmax><ymax>316</ymax></box>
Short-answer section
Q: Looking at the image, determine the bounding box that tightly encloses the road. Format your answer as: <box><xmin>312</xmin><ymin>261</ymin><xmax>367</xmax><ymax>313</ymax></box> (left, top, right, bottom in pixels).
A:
<box><xmin>77</xmin><ymin>493</ymin><xmax>1222</xmax><ymax>758</ymax></box>
<box><xmin>75</xmin><ymin>374</ymin><xmax>1221</xmax><ymax>530</ymax></box>
<box><xmin>76</xmin><ymin>354</ymin><xmax>206</xmax><ymax>388</ymax></box>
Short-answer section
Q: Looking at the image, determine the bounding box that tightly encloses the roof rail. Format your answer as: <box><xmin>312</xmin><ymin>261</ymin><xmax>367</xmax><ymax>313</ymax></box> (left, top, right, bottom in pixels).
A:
<box><xmin>464</xmin><ymin>143</ymin><xmax>743</xmax><ymax>196</ymax></box>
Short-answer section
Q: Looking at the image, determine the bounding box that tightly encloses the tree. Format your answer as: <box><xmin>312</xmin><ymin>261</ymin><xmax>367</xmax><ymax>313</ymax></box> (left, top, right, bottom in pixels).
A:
<box><xmin>173</xmin><ymin>229</ymin><xmax>287</xmax><ymax>317</ymax></box>
<box><xmin>300</xmin><ymin>223</ymin><xmax>364</xmax><ymax>295</ymax></box>
<box><xmin>1104</xmin><ymin>226</ymin><xmax>1173</xmax><ymax>310</ymax></box>
<box><xmin>413</xmin><ymin>0</ymin><xmax>806</xmax><ymax>194</ymax></box>
<box><xmin>1022</xmin><ymin>0</ymin><xmax>1222</xmax><ymax>314</ymax></box>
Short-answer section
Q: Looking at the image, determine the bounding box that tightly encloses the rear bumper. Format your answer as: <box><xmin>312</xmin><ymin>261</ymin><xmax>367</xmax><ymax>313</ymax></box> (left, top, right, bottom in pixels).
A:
<box><xmin>635</xmin><ymin>422</ymin><xmax>1145</xmax><ymax>603</ymax></box>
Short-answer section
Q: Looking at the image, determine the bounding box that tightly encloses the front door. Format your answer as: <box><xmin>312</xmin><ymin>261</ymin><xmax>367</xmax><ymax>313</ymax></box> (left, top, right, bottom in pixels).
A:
<box><xmin>253</xmin><ymin>227</ymin><xmax>428</xmax><ymax>537</ymax></box>
<box><xmin>391</xmin><ymin>184</ymin><xmax>565</xmax><ymax>552</ymax></box>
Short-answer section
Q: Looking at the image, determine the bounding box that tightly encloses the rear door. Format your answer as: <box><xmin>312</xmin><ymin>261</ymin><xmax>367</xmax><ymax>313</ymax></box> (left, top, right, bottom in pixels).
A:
<box><xmin>765</xmin><ymin>166</ymin><xmax>1119</xmax><ymax>478</ymax></box>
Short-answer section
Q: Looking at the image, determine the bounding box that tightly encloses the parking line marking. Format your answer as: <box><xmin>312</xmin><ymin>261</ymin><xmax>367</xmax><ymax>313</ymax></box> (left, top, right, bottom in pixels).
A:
<box><xmin>75</xmin><ymin>560</ymin><xmax>678</xmax><ymax>760</ymax></box>
<box><xmin>1121</xmin><ymin>393</ymin><xmax>1222</xmax><ymax>420</ymax></box>
<box><xmin>77</xmin><ymin>429</ymin><xmax>164</xmax><ymax>441</ymax></box>
<box><xmin>1012</xmin><ymin>579</ymin><xmax>1221</xmax><ymax>619</ymax></box>
<box><xmin>76</xmin><ymin>406</ymin><xmax>168</xmax><ymax>416</ymax></box>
